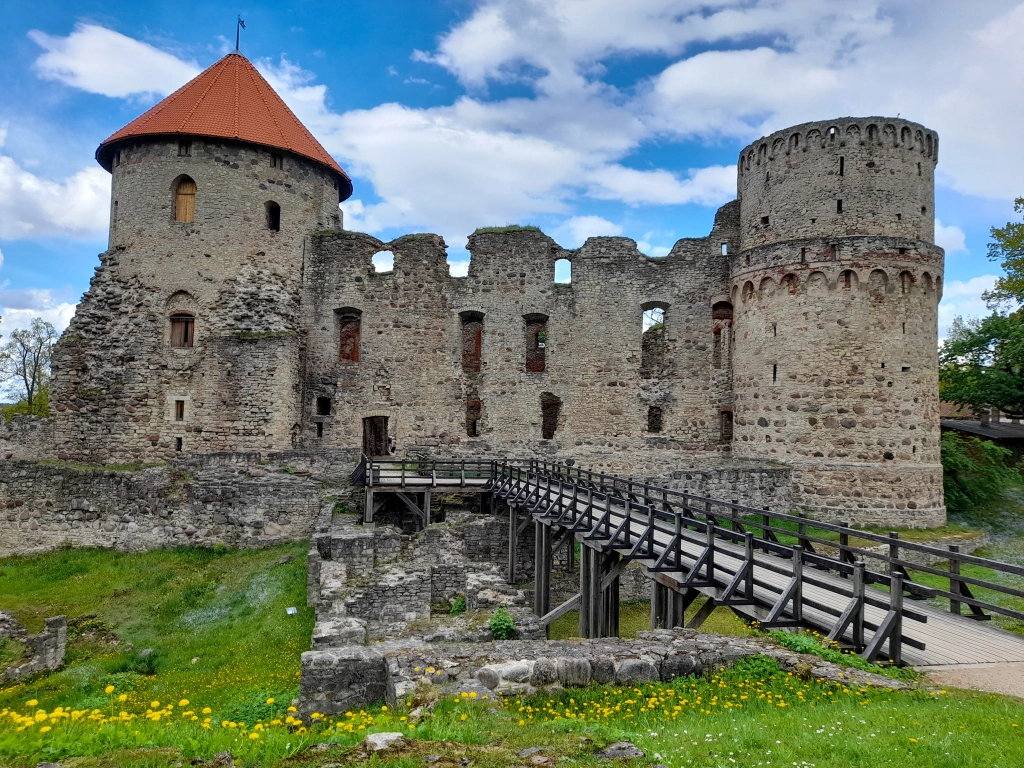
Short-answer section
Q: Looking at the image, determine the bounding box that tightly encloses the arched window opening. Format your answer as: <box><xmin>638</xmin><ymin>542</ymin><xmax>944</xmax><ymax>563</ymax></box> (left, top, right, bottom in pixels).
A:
<box><xmin>554</xmin><ymin>258</ymin><xmax>572</xmax><ymax>283</ymax></box>
<box><xmin>371</xmin><ymin>250</ymin><xmax>394</xmax><ymax>273</ymax></box>
<box><xmin>840</xmin><ymin>270</ymin><xmax>858</xmax><ymax>291</ymax></box>
<box><xmin>647</xmin><ymin>406</ymin><xmax>663</xmax><ymax>433</ymax></box>
<box><xmin>460</xmin><ymin>311</ymin><xmax>484</xmax><ymax>373</ymax></box>
<box><xmin>174</xmin><ymin>177</ymin><xmax>197</xmax><ymax>223</ymax></box>
<box><xmin>170</xmin><ymin>313</ymin><xmax>195</xmax><ymax>348</ymax></box>
<box><xmin>466</xmin><ymin>398</ymin><xmax>482</xmax><ymax>437</ymax></box>
<box><xmin>524</xmin><ymin>313</ymin><xmax>548</xmax><ymax>373</ymax></box>
<box><xmin>336</xmin><ymin>308</ymin><xmax>362</xmax><ymax>362</ymax></box>
<box><xmin>266</xmin><ymin>201</ymin><xmax>281</xmax><ymax>231</ymax></box>
<box><xmin>540</xmin><ymin>392</ymin><xmax>561</xmax><ymax>440</ymax></box>
<box><xmin>711</xmin><ymin>302</ymin><xmax>733</xmax><ymax>369</ymax></box>
<box><xmin>641</xmin><ymin>303</ymin><xmax>668</xmax><ymax>376</ymax></box>
<box><xmin>899</xmin><ymin>271</ymin><xmax>914</xmax><ymax>294</ymax></box>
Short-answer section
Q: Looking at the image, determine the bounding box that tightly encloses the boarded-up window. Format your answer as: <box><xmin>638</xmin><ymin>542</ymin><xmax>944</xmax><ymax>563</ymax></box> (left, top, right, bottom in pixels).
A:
<box><xmin>720</xmin><ymin>410</ymin><xmax>734</xmax><ymax>443</ymax></box>
<box><xmin>466</xmin><ymin>398</ymin><xmax>481</xmax><ymax>437</ymax></box>
<box><xmin>525</xmin><ymin>314</ymin><xmax>548</xmax><ymax>373</ymax></box>
<box><xmin>174</xmin><ymin>178</ymin><xmax>196</xmax><ymax>223</ymax></box>
<box><xmin>540</xmin><ymin>392</ymin><xmax>561</xmax><ymax>439</ymax></box>
<box><xmin>266</xmin><ymin>201</ymin><xmax>281</xmax><ymax>231</ymax></box>
<box><xmin>460</xmin><ymin>312</ymin><xmax>483</xmax><ymax>373</ymax></box>
<box><xmin>647</xmin><ymin>406</ymin><xmax>663</xmax><ymax>433</ymax></box>
<box><xmin>170</xmin><ymin>313</ymin><xmax>194</xmax><ymax>348</ymax></box>
<box><xmin>337</xmin><ymin>311</ymin><xmax>361</xmax><ymax>362</ymax></box>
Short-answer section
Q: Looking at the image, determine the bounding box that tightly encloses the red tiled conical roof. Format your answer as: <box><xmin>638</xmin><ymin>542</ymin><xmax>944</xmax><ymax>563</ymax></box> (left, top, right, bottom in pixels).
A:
<box><xmin>96</xmin><ymin>52</ymin><xmax>352</xmax><ymax>200</ymax></box>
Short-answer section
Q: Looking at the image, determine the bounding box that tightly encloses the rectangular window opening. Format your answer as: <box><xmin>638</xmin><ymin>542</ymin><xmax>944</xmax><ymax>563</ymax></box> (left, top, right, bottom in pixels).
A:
<box><xmin>917</xmin><ymin>162</ymin><xmax>922</xmax><ymax>176</ymax></box>
<box><xmin>719</xmin><ymin>410</ymin><xmax>734</xmax><ymax>443</ymax></box>
<box><xmin>338</xmin><ymin>313</ymin><xmax>361</xmax><ymax>362</ymax></box>
<box><xmin>316</xmin><ymin>396</ymin><xmax>331</xmax><ymax>416</ymax></box>
<box><xmin>760</xmin><ymin>215</ymin><xmax>770</xmax><ymax>226</ymax></box>
<box><xmin>902</xmin><ymin>322</ymin><xmax>906</xmax><ymax>334</ymax></box>
<box><xmin>897</xmin><ymin>213</ymin><xmax>902</xmax><ymax>221</ymax></box>
<box><xmin>540</xmin><ymin>393</ymin><xmax>561</xmax><ymax>440</ymax></box>
<box><xmin>836</xmin><ymin>199</ymin><xmax>843</xmax><ymax>213</ymax></box>
<box><xmin>271</xmin><ymin>153</ymin><xmax>284</xmax><ymax>169</ymax></box>
<box><xmin>647</xmin><ymin>406</ymin><xmax>663</xmax><ymax>433</ymax></box>
<box><xmin>721</xmin><ymin>242</ymin><xmax>728</xmax><ymax>255</ymax></box>
<box><xmin>175</xmin><ymin>437</ymin><xmax>183</xmax><ymax>452</ymax></box>
<box><xmin>178</xmin><ymin>140</ymin><xmax>191</xmax><ymax>157</ymax></box>
<box><xmin>772</xmin><ymin>363</ymin><xmax>778</xmax><ymax>383</ymax></box>
<box><xmin>174</xmin><ymin>400</ymin><xmax>185</xmax><ymax>422</ymax></box>
<box><xmin>800</xmin><ymin>247</ymin><xmax>807</xmax><ymax>262</ymax></box>
<box><xmin>902</xmin><ymin>366</ymin><xmax>911</xmax><ymax>372</ymax></box>
<box><xmin>170</xmin><ymin>315</ymin><xmax>195</xmax><ymax>348</ymax></box>
<box><xmin>316</xmin><ymin>422</ymin><xmax>324</xmax><ymax>438</ymax></box>
<box><xmin>525</xmin><ymin>317</ymin><xmax>547</xmax><ymax>373</ymax></box>
<box><xmin>461</xmin><ymin>314</ymin><xmax>483</xmax><ymax>373</ymax></box>
<box><xmin>114</xmin><ymin>150</ymin><xmax>121</xmax><ymax>167</ymax></box>
<box><xmin>839</xmin><ymin>156</ymin><xmax>844</xmax><ymax>176</ymax></box>
<box><xmin>466</xmin><ymin>399</ymin><xmax>481</xmax><ymax>437</ymax></box>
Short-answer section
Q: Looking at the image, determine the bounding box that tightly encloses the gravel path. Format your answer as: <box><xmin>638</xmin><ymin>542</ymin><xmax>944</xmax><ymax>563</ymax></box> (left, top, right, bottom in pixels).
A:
<box><xmin>922</xmin><ymin>662</ymin><xmax>1024</xmax><ymax>699</ymax></box>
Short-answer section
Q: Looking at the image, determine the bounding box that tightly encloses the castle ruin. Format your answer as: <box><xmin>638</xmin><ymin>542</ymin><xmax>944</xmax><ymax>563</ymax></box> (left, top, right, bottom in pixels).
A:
<box><xmin>2</xmin><ymin>51</ymin><xmax>945</xmax><ymax>533</ymax></box>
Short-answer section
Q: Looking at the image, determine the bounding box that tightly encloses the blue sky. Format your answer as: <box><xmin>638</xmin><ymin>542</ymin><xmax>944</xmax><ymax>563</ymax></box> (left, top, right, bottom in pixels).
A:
<box><xmin>2</xmin><ymin>0</ymin><xmax>1024</xmax><ymax>337</ymax></box>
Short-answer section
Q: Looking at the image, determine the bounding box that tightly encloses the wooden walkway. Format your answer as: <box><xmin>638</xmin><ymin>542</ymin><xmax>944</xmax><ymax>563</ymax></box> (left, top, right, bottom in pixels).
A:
<box><xmin>355</xmin><ymin>456</ymin><xmax>1024</xmax><ymax>668</ymax></box>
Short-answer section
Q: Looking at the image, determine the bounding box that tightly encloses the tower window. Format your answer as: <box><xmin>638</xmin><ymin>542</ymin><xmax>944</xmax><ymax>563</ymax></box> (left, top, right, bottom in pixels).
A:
<box><xmin>174</xmin><ymin>177</ymin><xmax>197</xmax><ymax>223</ymax></box>
<box><xmin>316</xmin><ymin>397</ymin><xmax>331</xmax><ymax>416</ymax></box>
<box><xmin>719</xmin><ymin>410</ymin><xmax>734</xmax><ymax>443</ymax></box>
<box><xmin>175</xmin><ymin>437</ymin><xmax>183</xmax><ymax>451</ymax></box>
<box><xmin>921</xmin><ymin>206</ymin><xmax>927</xmax><ymax>214</ymax></box>
<box><xmin>837</xmin><ymin>199</ymin><xmax>843</xmax><ymax>213</ymax></box>
<box><xmin>761</xmin><ymin>216</ymin><xmax>770</xmax><ymax>226</ymax></box>
<box><xmin>337</xmin><ymin>310</ymin><xmax>361</xmax><ymax>362</ymax></box>
<box><xmin>114</xmin><ymin>150</ymin><xmax>121</xmax><ymax>167</ymax></box>
<box><xmin>170</xmin><ymin>313</ymin><xmax>195</xmax><ymax>348</ymax></box>
<box><xmin>772</xmin><ymin>363</ymin><xmax>778</xmax><ymax>383</ymax></box>
<box><xmin>460</xmin><ymin>311</ymin><xmax>484</xmax><ymax>373</ymax></box>
<box><xmin>174</xmin><ymin>400</ymin><xmax>185</xmax><ymax>421</ymax></box>
<box><xmin>800</xmin><ymin>247</ymin><xmax>807</xmax><ymax>262</ymax></box>
<box><xmin>266</xmin><ymin>201</ymin><xmax>281</xmax><ymax>231</ymax></box>
<box><xmin>466</xmin><ymin>399</ymin><xmax>481</xmax><ymax>437</ymax></box>
<box><xmin>540</xmin><ymin>392</ymin><xmax>561</xmax><ymax>440</ymax></box>
<box><xmin>270</xmin><ymin>153</ymin><xmax>284</xmax><ymax>169</ymax></box>
<box><xmin>839</xmin><ymin>156</ymin><xmax>844</xmax><ymax>176</ymax></box>
<box><xmin>525</xmin><ymin>314</ymin><xmax>548</xmax><ymax>373</ymax></box>
<box><xmin>178</xmin><ymin>140</ymin><xmax>191</xmax><ymax>156</ymax></box>
<box><xmin>647</xmin><ymin>406</ymin><xmax>663</xmax><ymax>433</ymax></box>
<box><xmin>316</xmin><ymin>422</ymin><xmax>323</xmax><ymax>438</ymax></box>
<box><xmin>917</xmin><ymin>162</ymin><xmax>922</xmax><ymax>176</ymax></box>
<box><xmin>721</xmin><ymin>243</ymin><xmax>728</xmax><ymax>255</ymax></box>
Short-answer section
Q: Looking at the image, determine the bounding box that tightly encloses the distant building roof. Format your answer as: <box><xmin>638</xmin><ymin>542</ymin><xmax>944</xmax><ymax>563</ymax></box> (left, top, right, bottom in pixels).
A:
<box><xmin>941</xmin><ymin>419</ymin><xmax>1024</xmax><ymax>440</ymax></box>
<box><xmin>95</xmin><ymin>51</ymin><xmax>352</xmax><ymax>200</ymax></box>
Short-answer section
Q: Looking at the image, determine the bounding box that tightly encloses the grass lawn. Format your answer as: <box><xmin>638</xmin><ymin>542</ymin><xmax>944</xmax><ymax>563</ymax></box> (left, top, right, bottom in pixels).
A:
<box><xmin>549</xmin><ymin>598</ymin><xmax>760</xmax><ymax>641</ymax></box>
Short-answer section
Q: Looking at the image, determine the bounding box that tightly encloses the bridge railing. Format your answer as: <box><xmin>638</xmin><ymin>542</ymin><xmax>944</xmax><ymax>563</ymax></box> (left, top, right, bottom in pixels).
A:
<box><xmin>358</xmin><ymin>454</ymin><xmax>518</xmax><ymax>489</ymax></box>
<box><xmin>519</xmin><ymin>458</ymin><xmax>1024</xmax><ymax>626</ymax></box>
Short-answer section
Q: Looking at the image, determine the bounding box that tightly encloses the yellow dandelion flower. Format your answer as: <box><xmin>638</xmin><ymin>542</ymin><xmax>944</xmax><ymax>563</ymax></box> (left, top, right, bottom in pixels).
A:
<box><xmin>118</xmin><ymin>694</ymin><xmax>128</xmax><ymax>703</ymax></box>
<box><xmin>40</xmin><ymin>726</ymin><xmax>51</xmax><ymax>733</ymax></box>
<box><xmin>27</xmin><ymin>700</ymin><xmax>38</xmax><ymax>708</ymax></box>
<box><xmin>179</xmin><ymin>699</ymin><xmax>189</xmax><ymax>707</ymax></box>
<box><xmin>202</xmin><ymin>707</ymin><xmax>212</xmax><ymax>714</ymax></box>
<box><xmin>104</xmin><ymin>685</ymin><xmax>115</xmax><ymax>694</ymax></box>
<box><xmin>151</xmin><ymin>701</ymin><xmax>160</xmax><ymax>709</ymax></box>
<box><xmin>266</xmin><ymin>697</ymin><xmax>275</xmax><ymax>705</ymax></box>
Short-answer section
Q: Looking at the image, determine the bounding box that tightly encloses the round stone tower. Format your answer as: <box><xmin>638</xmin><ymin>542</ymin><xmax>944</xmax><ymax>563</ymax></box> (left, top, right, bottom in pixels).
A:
<box><xmin>729</xmin><ymin>118</ymin><xmax>945</xmax><ymax>526</ymax></box>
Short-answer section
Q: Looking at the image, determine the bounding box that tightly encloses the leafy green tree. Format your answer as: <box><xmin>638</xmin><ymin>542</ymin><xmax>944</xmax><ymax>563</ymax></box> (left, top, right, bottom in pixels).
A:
<box><xmin>940</xmin><ymin>312</ymin><xmax>1024</xmax><ymax>418</ymax></box>
<box><xmin>0</xmin><ymin>318</ymin><xmax>59</xmax><ymax>417</ymax></box>
<box><xmin>940</xmin><ymin>432</ymin><xmax>1019</xmax><ymax>512</ymax></box>
<box><xmin>984</xmin><ymin>197</ymin><xmax>1024</xmax><ymax>306</ymax></box>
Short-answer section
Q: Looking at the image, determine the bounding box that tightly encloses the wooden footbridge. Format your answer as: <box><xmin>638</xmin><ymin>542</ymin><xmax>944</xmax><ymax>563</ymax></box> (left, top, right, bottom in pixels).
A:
<box><xmin>352</xmin><ymin>456</ymin><xmax>1024</xmax><ymax>668</ymax></box>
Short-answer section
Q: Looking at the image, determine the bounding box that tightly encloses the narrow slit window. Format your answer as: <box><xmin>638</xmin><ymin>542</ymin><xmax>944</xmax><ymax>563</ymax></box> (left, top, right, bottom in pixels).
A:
<box><xmin>839</xmin><ymin>156</ymin><xmax>844</xmax><ymax>176</ymax></box>
<box><xmin>170</xmin><ymin>313</ymin><xmax>195</xmax><ymax>348</ymax></box>
<box><xmin>711</xmin><ymin>302</ymin><xmax>732</xmax><ymax>370</ymax></box>
<box><xmin>772</xmin><ymin>363</ymin><xmax>778</xmax><ymax>383</ymax></box>
<box><xmin>266</xmin><ymin>201</ymin><xmax>281</xmax><ymax>231</ymax></box>
<box><xmin>174</xmin><ymin>400</ymin><xmax>185</xmax><ymax>422</ymax></box>
<box><xmin>837</xmin><ymin>199</ymin><xmax>843</xmax><ymax>213</ymax></box>
<box><xmin>466</xmin><ymin>399</ymin><xmax>481</xmax><ymax>437</ymax></box>
<box><xmin>114</xmin><ymin>150</ymin><xmax>121</xmax><ymax>167</ymax></box>
<box><xmin>720</xmin><ymin>410</ymin><xmax>734</xmax><ymax>443</ymax></box>
<box><xmin>337</xmin><ymin>311</ymin><xmax>361</xmax><ymax>362</ymax></box>
<box><xmin>721</xmin><ymin>242</ymin><xmax>728</xmax><ymax>255</ymax></box>
<box><xmin>540</xmin><ymin>392</ymin><xmax>561</xmax><ymax>440</ymax></box>
<box><xmin>647</xmin><ymin>406</ymin><xmax>663</xmax><ymax>433</ymax></box>
<box><xmin>316</xmin><ymin>422</ymin><xmax>323</xmax><ymax>438</ymax></box>
<box><xmin>174</xmin><ymin>178</ymin><xmax>197</xmax><ymax>223</ymax></box>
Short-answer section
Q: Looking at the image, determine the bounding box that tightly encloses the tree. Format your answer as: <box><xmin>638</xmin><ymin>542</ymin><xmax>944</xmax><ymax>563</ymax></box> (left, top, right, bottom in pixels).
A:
<box><xmin>0</xmin><ymin>318</ymin><xmax>59</xmax><ymax>413</ymax></box>
<box><xmin>940</xmin><ymin>312</ymin><xmax>1024</xmax><ymax>418</ymax></box>
<box><xmin>941</xmin><ymin>431</ymin><xmax>1019</xmax><ymax>513</ymax></box>
<box><xmin>983</xmin><ymin>197</ymin><xmax>1024</xmax><ymax>306</ymax></box>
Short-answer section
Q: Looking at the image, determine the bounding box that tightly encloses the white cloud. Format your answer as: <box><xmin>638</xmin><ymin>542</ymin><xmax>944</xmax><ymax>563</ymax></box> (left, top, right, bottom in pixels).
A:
<box><xmin>29</xmin><ymin>23</ymin><xmax>199</xmax><ymax>98</ymax></box>
<box><xmin>0</xmin><ymin>123</ymin><xmax>7</xmax><ymax>148</ymax></box>
<box><xmin>0</xmin><ymin>155</ymin><xmax>110</xmax><ymax>240</ymax></box>
<box><xmin>448</xmin><ymin>260</ymin><xmax>470</xmax><ymax>277</ymax></box>
<box><xmin>554</xmin><ymin>215</ymin><xmax>622</xmax><ymax>247</ymax></box>
<box><xmin>935</xmin><ymin>219</ymin><xmax>967</xmax><ymax>254</ymax></box>
<box><xmin>588</xmin><ymin>164</ymin><xmax>735</xmax><ymax>207</ymax></box>
<box><xmin>0</xmin><ymin>249</ymin><xmax>4</xmax><ymax>271</ymax></box>
<box><xmin>937</xmin><ymin>275</ymin><xmax>998</xmax><ymax>340</ymax></box>
<box><xmin>0</xmin><ymin>287</ymin><xmax>78</xmax><ymax>334</ymax></box>
<box><xmin>637</xmin><ymin>240</ymin><xmax>671</xmax><ymax>257</ymax></box>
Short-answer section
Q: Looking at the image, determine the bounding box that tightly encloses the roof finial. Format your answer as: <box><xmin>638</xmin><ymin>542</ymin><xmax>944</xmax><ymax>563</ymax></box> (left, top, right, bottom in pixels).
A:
<box><xmin>235</xmin><ymin>15</ymin><xmax>246</xmax><ymax>52</ymax></box>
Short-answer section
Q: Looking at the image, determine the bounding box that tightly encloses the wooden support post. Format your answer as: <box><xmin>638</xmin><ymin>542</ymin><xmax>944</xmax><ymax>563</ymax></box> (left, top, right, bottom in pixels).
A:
<box><xmin>589</xmin><ymin>543</ymin><xmax>603</xmax><ymax>637</ymax></box>
<box><xmin>534</xmin><ymin>521</ymin><xmax>552</xmax><ymax>618</ymax></box>
<box><xmin>604</xmin><ymin>551</ymin><xmax>620</xmax><ymax>637</ymax></box>
<box><xmin>792</xmin><ymin>545</ymin><xmax>804</xmax><ymax>623</ymax></box>
<box><xmin>852</xmin><ymin>561</ymin><xmax>865</xmax><ymax>651</ymax></box>
<box><xmin>424</xmin><ymin>491</ymin><xmax>431</xmax><ymax>527</ymax></box>
<box><xmin>890</xmin><ymin>573</ymin><xmax>904</xmax><ymax>666</ymax></box>
<box><xmin>508</xmin><ymin>506</ymin><xmax>517</xmax><ymax>584</ymax></box>
<box><xmin>579</xmin><ymin>543</ymin><xmax>592</xmax><ymax>638</ymax></box>
<box><xmin>365</xmin><ymin>487</ymin><xmax>374</xmax><ymax>525</ymax></box>
<box><xmin>949</xmin><ymin>544</ymin><xmax>961</xmax><ymax>616</ymax></box>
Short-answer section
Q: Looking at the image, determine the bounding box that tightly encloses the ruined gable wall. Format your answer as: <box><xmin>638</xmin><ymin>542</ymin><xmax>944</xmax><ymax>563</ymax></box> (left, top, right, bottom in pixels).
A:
<box><xmin>300</xmin><ymin>216</ymin><xmax>738</xmax><ymax>461</ymax></box>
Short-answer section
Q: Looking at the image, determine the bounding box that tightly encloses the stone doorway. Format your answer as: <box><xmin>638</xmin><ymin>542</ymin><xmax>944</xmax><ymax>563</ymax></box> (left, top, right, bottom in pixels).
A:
<box><xmin>362</xmin><ymin>416</ymin><xmax>389</xmax><ymax>456</ymax></box>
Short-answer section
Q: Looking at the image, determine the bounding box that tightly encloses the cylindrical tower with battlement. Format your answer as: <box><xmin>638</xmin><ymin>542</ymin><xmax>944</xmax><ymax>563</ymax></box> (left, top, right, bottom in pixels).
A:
<box><xmin>730</xmin><ymin>117</ymin><xmax>945</xmax><ymax>527</ymax></box>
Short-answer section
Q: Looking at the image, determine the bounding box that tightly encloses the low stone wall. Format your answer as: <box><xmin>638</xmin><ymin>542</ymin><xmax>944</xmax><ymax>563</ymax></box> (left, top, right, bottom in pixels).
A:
<box><xmin>0</xmin><ymin>459</ymin><xmax>322</xmax><ymax>556</ymax></box>
<box><xmin>651</xmin><ymin>463</ymin><xmax>792</xmax><ymax>510</ymax></box>
<box><xmin>4</xmin><ymin>615</ymin><xmax>67</xmax><ymax>682</ymax></box>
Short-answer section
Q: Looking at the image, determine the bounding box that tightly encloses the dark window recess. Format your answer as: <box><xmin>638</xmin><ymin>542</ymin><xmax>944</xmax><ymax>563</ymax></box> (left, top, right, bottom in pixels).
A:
<box><xmin>902</xmin><ymin>366</ymin><xmax>911</xmax><ymax>372</ymax></box>
<box><xmin>466</xmin><ymin>399</ymin><xmax>481</xmax><ymax>437</ymax></box>
<box><xmin>540</xmin><ymin>392</ymin><xmax>561</xmax><ymax>440</ymax></box>
<box><xmin>839</xmin><ymin>156</ymin><xmax>844</xmax><ymax>176</ymax></box>
<box><xmin>897</xmin><ymin>213</ymin><xmax>902</xmax><ymax>220</ymax></box>
<box><xmin>525</xmin><ymin>315</ymin><xmax>548</xmax><ymax>372</ymax></box>
<box><xmin>338</xmin><ymin>312</ymin><xmax>361</xmax><ymax>362</ymax></box>
<box><xmin>362</xmin><ymin>415</ymin><xmax>388</xmax><ymax>456</ymax></box>
<box><xmin>170</xmin><ymin>314</ymin><xmax>195</xmax><ymax>348</ymax></box>
<box><xmin>921</xmin><ymin>205</ymin><xmax>927</xmax><ymax>214</ymax></box>
<box><xmin>772</xmin><ymin>363</ymin><xmax>778</xmax><ymax>383</ymax></box>
<box><xmin>174</xmin><ymin>400</ymin><xmax>185</xmax><ymax>421</ymax></box>
<box><xmin>899</xmin><ymin>247</ymin><xmax>907</xmax><ymax>254</ymax></box>
<box><xmin>719</xmin><ymin>410</ymin><xmax>734</xmax><ymax>443</ymax></box>
<box><xmin>316</xmin><ymin>397</ymin><xmax>331</xmax><ymax>416</ymax></box>
<box><xmin>178</xmin><ymin>140</ymin><xmax>191</xmax><ymax>156</ymax></box>
<box><xmin>647</xmin><ymin>406</ymin><xmax>663</xmax><ymax>433</ymax></box>
<box><xmin>917</xmin><ymin>162</ymin><xmax>922</xmax><ymax>176</ymax></box>
<box><xmin>460</xmin><ymin>312</ymin><xmax>484</xmax><ymax>373</ymax></box>
<box><xmin>114</xmin><ymin>150</ymin><xmax>121</xmax><ymax>167</ymax></box>
<box><xmin>175</xmin><ymin>437</ymin><xmax>183</xmax><ymax>451</ymax></box>
<box><xmin>266</xmin><ymin>201</ymin><xmax>281</xmax><ymax>231</ymax></box>
<box><xmin>902</xmin><ymin>322</ymin><xmax>906</xmax><ymax>334</ymax></box>
<box><xmin>836</xmin><ymin>199</ymin><xmax>843</xmax><ymax>213</ymax></box>
<box><xmin>842</xmin><ymin>270</ymin><xmax>853</xmax><ymax>289</ymax></box>
<box><xmin>316</xmin><ymin>422</ymin><xmax>323</xmax><ymax>438</ymax></box>
<box><xmin>711</xmin><ymin>302</ymin><xmax>732</xmax><ymax>370</ymax></box>
<box><xmin>113</xmin><ymin>200</ymin><xmax>118</xmax><ymax>224</ymax></box>
<box><xmin>271</xmin><ymin>153</ymin><xmax>284</xmax><ymax>169</ymax></box>
<box><xmin>800</xmin><ymin>247</ymin><xmax>807</xmax><ymax>261</ymax></box>
<box><xmin>761</xmin><ymin>215</ymin><xmax>770</xmax><ymax>226</ymax></box>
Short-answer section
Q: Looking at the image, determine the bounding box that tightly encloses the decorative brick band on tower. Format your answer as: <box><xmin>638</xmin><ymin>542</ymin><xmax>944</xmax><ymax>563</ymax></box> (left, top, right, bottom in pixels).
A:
<box><xmin>730</xmin><ymin>118</ymin><xmax>944</xmax><ymax>524</ymax></box>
